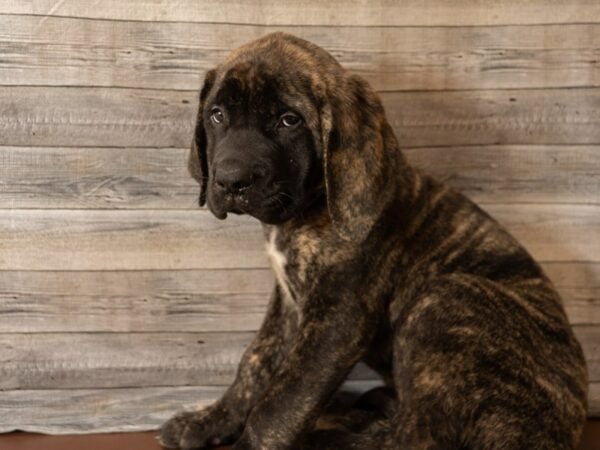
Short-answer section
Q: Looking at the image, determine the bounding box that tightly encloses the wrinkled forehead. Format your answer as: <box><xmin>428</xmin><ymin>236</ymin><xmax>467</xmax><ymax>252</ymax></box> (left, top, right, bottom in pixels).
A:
<box><xmin>208</xmin><ymin>64</ymin><xmax>314</xmax><ymax>122</ymax></box>
<box><xmin>207</xmin><ymin>34</ymin><xmax>341</xmax><ymax>116</ymax></box>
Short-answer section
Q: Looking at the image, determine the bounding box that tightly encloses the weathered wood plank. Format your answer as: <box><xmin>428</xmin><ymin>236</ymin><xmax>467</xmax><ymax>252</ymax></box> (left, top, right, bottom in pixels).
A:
<box><xmin>577</xmin><ymin>326</ymin><xmax>600</xmax><ymax>383</ymax></box>
<box><xmin>0</xmin><ymin>205</ymin><xmax>597</xmax><ymax>271</ymax></box>
<box><xmin>0</xmin><ymin>87</ymin><xmax>194</xmax><ymax>148</ymax></box>
<box><xmin>385</xmin><ymin>89</ymin><xmax>600</xmax><ymax>148</ymax></box>
<box><xmin>486</xmin><ymin>204</ymin><xmax>600</xmax><ymax>263</ymax></box>
<box><xmin>0</xmin><ymin>147</ymin><xmax>198</xmax><ymax>209</ymax></box>
<box><xmin>0</xmin><ymin>385</ymin><xmax>226</xmax><ymax>434</ymax></box>
<box><xmin>2</xmin><ymin>15</ymin><xmax>599</xmax><ymax>91</ymax></box>
<box><xmin>1</xmin><ymin>0</ymin><xmax>598</xmax><ymax>26</ymax></box>
<box><xmin>544</xmin><ymin>263</ymin><xmax>600</xmax><ymax>327</ymax></box>
<box><xmin>2</xmin><ymin>87</ymin><xmax>599</xmax><ymax>148</ymax></box>
<box><xmin>2</xmin><ymin>145</ymin><xmax>598</xmax><ymax>209</ymax></box>
<box><xmin>0</xmin><ymin>269</ymin><xmax>273</xmax><ymax>332</ymax></box>
<box><xmin>0</xmin><ymin>209</ymin><xmax>267</xmax><ymax>271</ymax></box>
<box><xmin>590</xmin><ymin>382</ymin><xmax>600</xmax><ymax>418</ymax></box>
<box><xmin>0</xmin><ymin>326</ymin><xmax>596</xmax><ymax>391</ymax></box>
<box><xmin>405</xmin><ymin>145</ymin><xmax>600</xmax><ymax>205</ymax></box>
<box><xmin>0</xmin><ymin>262</ymin><xmax>596</xmax><ymax>333</ymax></box>
<box><xmin>0</xmin><ymin>332</ymin><xmax>251</xmax><ymax>390</ymax></box>
<box><xmin>0</xmin><ymin>332</ymin><xmax>378</xmax><ymax>390</ymax></box>
<box><xmin>0</xmin><ymin>380</ymin><xmax>384</xmax><ymax>434</ymax></box>
<box><xmin>0</xmin><ymin>262</ymin><xmax>595</xmax><ymax>333</ymax></box>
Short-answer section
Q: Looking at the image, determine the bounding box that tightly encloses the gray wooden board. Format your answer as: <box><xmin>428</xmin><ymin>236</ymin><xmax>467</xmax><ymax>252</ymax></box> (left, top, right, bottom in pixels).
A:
<box><xmin>1</xmin><ymin>0</ymin><xmax>599</xmax><ymax>26</ymax></box>
<box><xmin>0</xmin><ymin>269</ymin><xmax>273</xmax><ymax>333</ymax></box>
<box><xmin>0</xmin><ymin>87</ymin><xmax>194</xmax><ymax>148</ymax></box>
<box><xmin>0</xmin><ymin>209</ymin><xmax>268</xmax><ymax>271</ymax></box>
<box><xmin>404</xmin><ymin>146</ymin><xmax>600</xmax><ymax>206</ymax></box>
<box><xmin>1</xmin><ymin>87</ymin><xmax>600</xmax><ymax>149</ymax></box>
<box><xmin>0</xmin><ymin>332</ymin><xmax>379</xmax><ymax>390</ymax></box>
<box><xmin>590</xmin><ymin>382</ymin><xmax>600</xmax><ymax>418</ymax></box>
<box><xmin>580</xmin><ymin>326</ymin><xmax>600</xmax><ymax>383</ymax></box>
<box><xmin>0</xmin><ymin>205</ymin><xmax>598</xmax><ymax>271</ymax></box>
<box><xmin>0</xmin><ymin>385</ymin><xmax>227</xmax><ymax>434</ymax></box>
<box><xmin>0</xmin><ymin>332</ymin><xmax>252</xmax><ymax>390</ymax></box>
<box><xmin>0</xmin><ymin>263</ymin><xmax>596</xmax><ymax>333</ymax></box>
<box><xmin>483</xmin><ymin>203</ymin><xmax>600</xmax><ymax>263</ymax></box>
<box><xmin>543</xmin><ymin>262</ymin><xmax>600</xmax><ymax>327</ymax></box>
<box><xmin>386</xmin><ymin>89</ymin><xmax>600</xmax><ymax>148</ymax></box>
<box><xmin>1</xmin><ymin>15</ymin><xmax>599</xmax><ymax>91</ymax></box>
<box><xmin>1</xmin><ymin>145</ymin><xmax>599</xmax><ymax>209</ymax></box>
<box><xmin>0</xmin><ymin>380</ymin><xmax>385</xmax><ymax>434</ymax></box>
<box><xmin>0</xmin><ymin>147</ymin><xmax>200</xmax><ymax>210</ymax></box>
<box><xmin>0</xmin><ymin>327</ymin><xmax>596</xmax><ymax>388</ymax></box>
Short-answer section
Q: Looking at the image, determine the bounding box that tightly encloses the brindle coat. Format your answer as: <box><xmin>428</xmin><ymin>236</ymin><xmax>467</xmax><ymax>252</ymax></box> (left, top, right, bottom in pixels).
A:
<box><xmin>159</xmin><ymin>33</ymin><xmax>588</xmax><ymax>450</ymax></box>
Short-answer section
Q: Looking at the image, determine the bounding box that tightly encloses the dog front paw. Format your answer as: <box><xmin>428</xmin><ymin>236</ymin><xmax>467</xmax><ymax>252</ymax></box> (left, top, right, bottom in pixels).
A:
<box><xmin>159</xmin><ymin>405</ymin><xmax>239</xmax><ymax>449</ymax></box>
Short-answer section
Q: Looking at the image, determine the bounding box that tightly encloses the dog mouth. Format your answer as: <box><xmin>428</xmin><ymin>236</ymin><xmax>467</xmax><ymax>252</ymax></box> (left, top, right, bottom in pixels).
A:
<box><xmin>208</xmin><ymin>189</ymin><xmax>296</xmax><ymax>222</ymax></box>
<box><xmin>261</xmin><ymin>192</ymin><xmax>294</xmax><ymax>211</ymax></box>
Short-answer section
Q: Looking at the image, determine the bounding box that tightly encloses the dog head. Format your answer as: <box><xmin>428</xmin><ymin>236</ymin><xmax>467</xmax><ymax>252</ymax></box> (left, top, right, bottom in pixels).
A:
<box><xmin>190</xmin><ymin>32</ymin><xmax>399</xmax><ymax>240</ymax></box>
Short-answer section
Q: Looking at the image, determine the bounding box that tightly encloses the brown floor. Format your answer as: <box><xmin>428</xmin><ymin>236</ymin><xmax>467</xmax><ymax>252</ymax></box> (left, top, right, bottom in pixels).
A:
<box><xmin>0</xmin><ymin>431</ymin><xmax>228</xmax><ymax>450</ymax></box>
<box><xmin>0</xmin><ymin>422</ymin><xmax>599</xmax><ymax>450</ymax></box>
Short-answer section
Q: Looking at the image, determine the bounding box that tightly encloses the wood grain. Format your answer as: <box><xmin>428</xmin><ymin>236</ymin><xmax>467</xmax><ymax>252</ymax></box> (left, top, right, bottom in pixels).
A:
<box><xmin>0</xmin><ymin>262</ymin><xmax>593</xmax><ymax>332</ymax></box>
<box><xmin>487</xmin><ymin>204</ymin><xmax>600</xmax><ymax>263</ymax></box>
<box><xmin>2</xmin><ymin>87</ymin><xmax>599</xmax><ymax>149</ymax></box>
<box><xmin>0</xmin><ymin>87</ymin><xmax>194</xmax><ymax>148</ymax></box>
<box><xmin>0</xmin><ymin>269</ymin><xmax>273</xmax><ymax>333</ymax></box>
<box><xmin>0</xmin><ymin>332</ymin><xmax>379</xmax><ymax>390</ymax></box>
<box><xmin>2</xmin><ymin>145</ymin><xmax>598</xmax><ymax>209</ymax></box>
<box><xmin>0</xmin><ymin>332</ymin><xmax>253</xmax><ymax>390</ymax></box>
<box><xmin>0</xmin><ymin>204</ymin><xmax>597</xmax><ymax>271</ymax></box>
<box><xmin>544</xmin><ymin>262</ymin><xmax>600</xmax><ymax>327</ymax></box>
<box><xmin>577</xmin><ymin>326</ymin><xmax>600</xmax><ymax>383</ymax></box>
<box><xmin>0</xmin><ymin>263</ymin><xmax>596</xmax><ymax>333</ymax></box>
<box><xmin>0</xmin><ymin>147</ymin><xmax>198</xmax><ymax>209</ymax></box>
<box><xmin>405</xmin><ymin>145</ymin><xmax>600</xmax><ymax>205</ymax></box>
<box><xmin>2</xmin><ymin>15</ymin><xmax>599</xmax><ymax>91</ymax></box>
<box><xmin>0</xmin><ymin>385</ymin><xmax>226</xmax><ymax>434</ymax></box>
<box><xmin>0</xmin><ymin>209</ymin><xmax>267</xmax><ymax>271</ymax></box>
<box><xmin>385</xmin><ymin>89</ymin><xmax>600</xmax><ymax>148</ymax></box>
<box><xmin>1</xmin><ymin>0</ymin><xmax>599</xmax><ymax>26</ymax></box>
<box><xmin>0</xmin><ymin>326</ymin><xmax>596</xmax><ymax>391</ymax></box>
<box><xmin>0</xmin><ymin>380</ymin><xmax>384</xmax><ymax>434</ymax></box>
<box><xmin>590</xmin><ymin>382</ymin><xmax>600</xmax><ymax>418</ymax></box>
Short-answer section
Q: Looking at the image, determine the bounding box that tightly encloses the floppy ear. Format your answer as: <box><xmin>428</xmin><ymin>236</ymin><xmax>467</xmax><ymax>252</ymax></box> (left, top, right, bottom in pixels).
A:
<box><xmin>321</xmin><ymin>74</ymin><xmax>398</xmax><ymax>241</ymax></box>
<box><xmin>188</xmin><ymin>69</ymin><xmax>216</xmax><ymax>206</ymax></box>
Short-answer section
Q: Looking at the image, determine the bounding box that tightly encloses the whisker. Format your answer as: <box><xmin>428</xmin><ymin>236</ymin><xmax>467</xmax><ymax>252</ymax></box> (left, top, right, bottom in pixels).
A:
<box><xmin>277</xmin><ymin>191</ymin><xmax>296</xmax><ymax>201</ymax></box>
<box><xmin>273</xmin><ymin>193</ymin><xmax>286</xmax><ymax>207</ymax></box>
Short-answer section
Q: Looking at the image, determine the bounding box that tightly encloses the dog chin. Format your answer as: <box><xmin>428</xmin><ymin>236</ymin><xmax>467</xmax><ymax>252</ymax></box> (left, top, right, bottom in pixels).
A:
<box><xmin>207</xmin><ymin>193</ymin><xmax>295</xmax><ymax>224</ymax></box>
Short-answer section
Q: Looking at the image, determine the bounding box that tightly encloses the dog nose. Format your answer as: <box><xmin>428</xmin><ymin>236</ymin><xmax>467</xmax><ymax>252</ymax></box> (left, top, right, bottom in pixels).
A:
<box><xmin>214</xmin><ymin>162</ymin><xmax>265</xmax><ymax>195</ymax></box>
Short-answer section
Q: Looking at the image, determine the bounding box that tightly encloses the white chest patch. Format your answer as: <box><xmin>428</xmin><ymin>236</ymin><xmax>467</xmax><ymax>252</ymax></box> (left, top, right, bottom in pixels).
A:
<box><xmin>266</xmin><ymin>229</ymin><xmax>295</xmax><ymax>307</ymax></box>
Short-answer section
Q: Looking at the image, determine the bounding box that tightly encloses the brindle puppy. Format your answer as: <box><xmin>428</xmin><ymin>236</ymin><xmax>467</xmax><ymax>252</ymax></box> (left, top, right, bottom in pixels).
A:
<box><xmin>159</xmin><ymin>32</ymin><xmax>588</xmax><ymax>450</ymax></box>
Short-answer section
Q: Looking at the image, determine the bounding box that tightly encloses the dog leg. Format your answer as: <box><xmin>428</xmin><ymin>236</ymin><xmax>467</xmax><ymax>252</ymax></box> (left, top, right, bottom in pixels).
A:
<box><xmin>159</xmin><ymin>288</ymin><xmax>296</xmax><ymax>449</ymax></box>
<box><xmin>231</xmin><ymin>297</ymin><xmax>376</xmax><ymax>450</ymax></box>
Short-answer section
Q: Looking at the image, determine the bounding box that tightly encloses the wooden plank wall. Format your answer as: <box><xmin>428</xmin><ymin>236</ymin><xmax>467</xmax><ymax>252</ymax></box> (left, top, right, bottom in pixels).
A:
<box><xmin>0</xmin><ymin>0</ymin><xmax>598</xmax><ymax>433</ymax></box>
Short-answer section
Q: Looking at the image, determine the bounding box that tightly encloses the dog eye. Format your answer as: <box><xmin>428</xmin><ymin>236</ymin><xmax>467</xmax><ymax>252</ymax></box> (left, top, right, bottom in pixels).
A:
<box><xmin>280</xmin><ymin>113</ymin><xmax>301</xmax><ymax>128</ymax></box>
<box><xmin>210</xmin><ymin>107</ymin><xmax>225</xmax><ymax>124</ymax></box>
